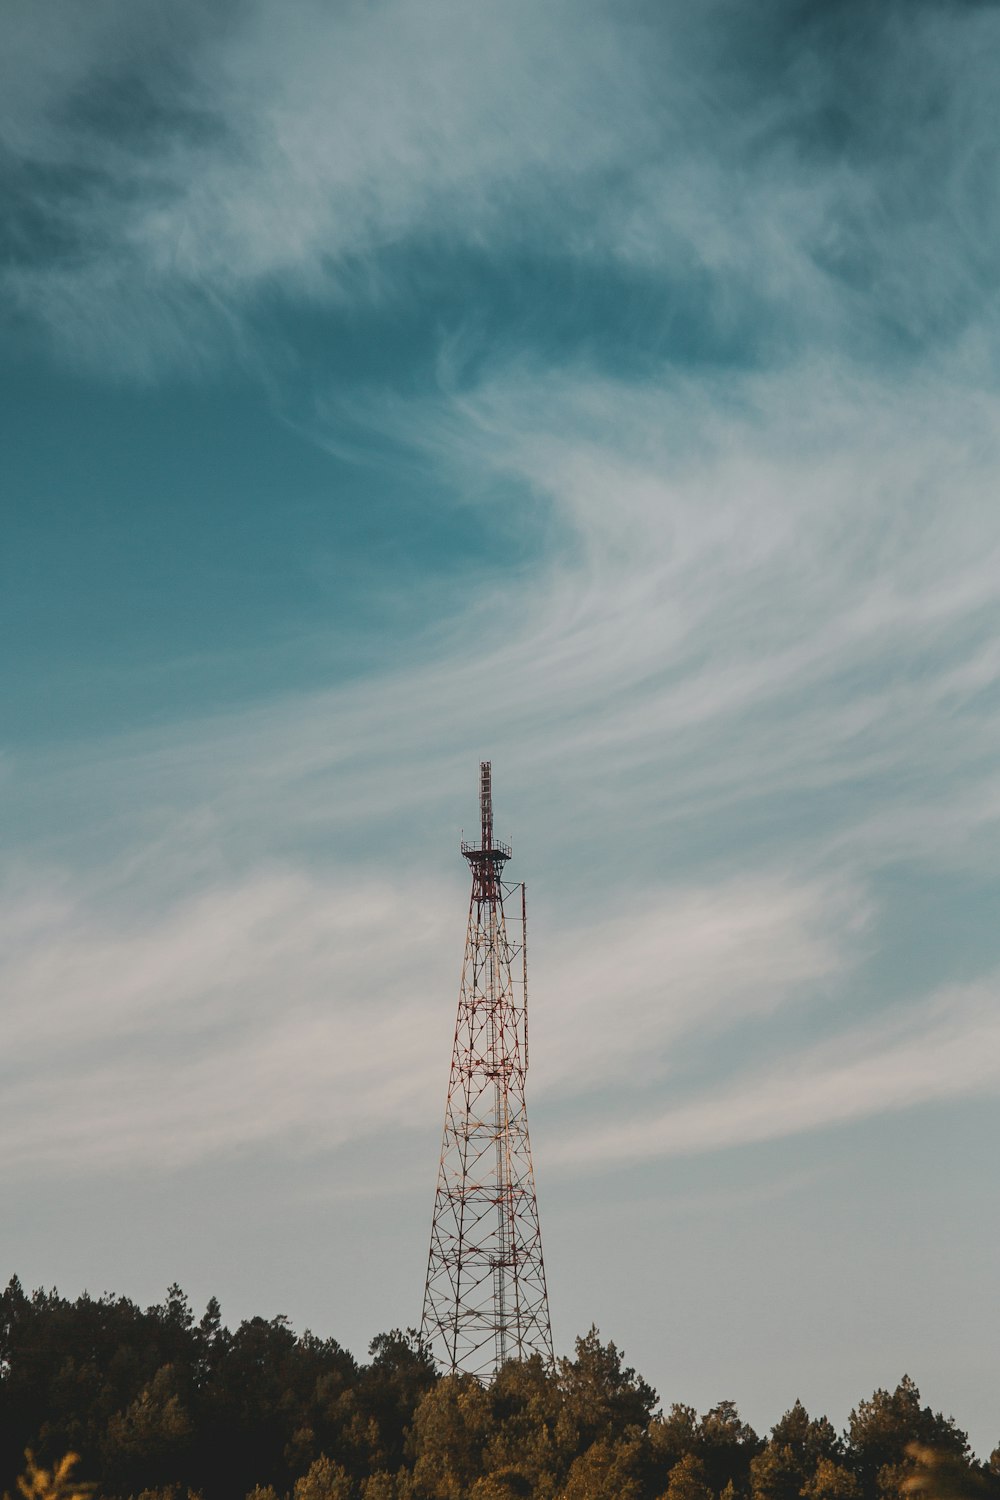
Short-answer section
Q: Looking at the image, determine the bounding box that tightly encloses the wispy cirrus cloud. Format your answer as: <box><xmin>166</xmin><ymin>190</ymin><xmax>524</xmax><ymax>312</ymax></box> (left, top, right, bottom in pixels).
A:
<box><xmin>551</xmin><ymin>975</ymin><xmax>1000</xmax><ymax>1167</ymax></box>
<box><xmin>0</xmin><ymin>862</ymin><xmax>453</xmax><ymax>1174</ymax></box>
<box><xmin>7</xmin><ymin>343</ymin><xmax>1000</xmax><ymax>1178</ymax></box>
<box><xmin>295</xmin><ymin>354</ymin><xmax>1000</xmax><ymax>873</ymax></box>
<box><xmin>20</xmin><ymin>349</ymin><xmax>1000</xmax><ymax>880</ymax></box>
<box><xmin>3</xmin><ymin>0</ymin><xmax>998</xmax><ymax>372</ymax></box>
<box><xmin>4</xmin><ymin>0</ymin><xmax>1000</xmax><ymax>1211</ymax></box>
<box><xmin>0</xmin><ymin>854</ymin><xmax>863</xmax><ymax>1178</ymax></box>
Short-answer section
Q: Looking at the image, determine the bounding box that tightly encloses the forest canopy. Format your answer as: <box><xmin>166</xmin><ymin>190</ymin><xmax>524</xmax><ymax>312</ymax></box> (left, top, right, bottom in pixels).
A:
<box><xmin>2</xmin><ymin>1278</ymin><xmax>996</xmax><ymax>1500</ymax></box>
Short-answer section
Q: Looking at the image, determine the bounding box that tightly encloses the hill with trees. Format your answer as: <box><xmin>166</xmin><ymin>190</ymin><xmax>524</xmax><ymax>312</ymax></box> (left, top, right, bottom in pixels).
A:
<box><xmin>2</xmin><ymin>1278</ymin><xmax>996</xmax><ymax>1500</ymax></box>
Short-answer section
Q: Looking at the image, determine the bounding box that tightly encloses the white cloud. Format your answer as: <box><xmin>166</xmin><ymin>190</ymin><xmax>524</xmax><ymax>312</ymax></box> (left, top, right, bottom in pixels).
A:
<box><xmin>4</xmin><ymin>0</ymin><xmax>998</xmax><ymax>370</ymax></box>
<box><xmin>1</xmin><ymin>0</ymin><xmax>656</xmax><ymax>368</ymax></box>
<box><xmin>0</xmin><ymin>854</ymin><xmax>862</xmax><ymax>1178</ymax></box>
<box><xmin>0</xmin><ymin>365</ymin><xmax>996</xmax><ymax>1271</ymax></box>
<box><xmin>4</xmin><ymin>309</ymin><xmax>999</xmax><ymax>1183</ymax></box>
<box><xmin>18</xmin><ymin>351</ymin><xmax>999</xmax><ymax>900</ymax></box>
<box><xmin>5</xmin><ymin>0</ymin><xmax>1000</xmax><ymax>1181</ymax></box>
<box><xmin>552</xmin><ymin>976</ymin><xmax>1000</xmax><ymax>1166</ymax></box>
<box><xmin>0</xmin><ymin>862</ymin><xmax>455</xmax><ymax>1174</ymax></box>
<box><xmin>293</xmin><ymin>356</ymin><xmax>1000</xmax><ymax>871</ymax></box>
<box><xmin>531</xmin><ymin>874</ymin><xmax>867</xmax><ymax>1095</ymax></box>
<box><xmin>7</xmin><ymin>350</ymin><xmax>1000</xmax><ymax>1188</ymax></box>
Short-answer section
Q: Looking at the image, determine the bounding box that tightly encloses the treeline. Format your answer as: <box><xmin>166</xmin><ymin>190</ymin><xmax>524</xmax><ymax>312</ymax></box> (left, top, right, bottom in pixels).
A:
<box><xmin>1</xmin><ymin>1278</ymin><xmax>997</xmax><ymax>1500</ymax></box>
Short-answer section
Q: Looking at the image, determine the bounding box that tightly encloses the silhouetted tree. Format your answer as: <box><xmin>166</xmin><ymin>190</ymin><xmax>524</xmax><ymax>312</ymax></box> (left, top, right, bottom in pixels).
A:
<box><xmin>847</xmin><ymin>1380</ymin><xmax>969</xmax><ymax>1500</ymax></box>
<box><xmin>2</xmin><ymin>1278</ymin><xmax>995</xmax><ymax>1500</ymax></box>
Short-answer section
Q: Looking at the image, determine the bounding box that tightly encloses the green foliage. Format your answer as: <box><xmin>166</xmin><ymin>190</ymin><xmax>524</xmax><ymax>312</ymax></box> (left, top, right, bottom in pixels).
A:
<box><xmin>468</xmin><ymin>1474</ymin><xmax>533</xmax><ymax>1500</ymax></box>
<box><xmin>2</xmin><ymin>1278</ymin><xmax>998</xmax><ymax>1500</ymax></box>
<box><xmin>772</xmin><ymin>1405</ymin><xmax>843</xmax><ymax>1468</ymax></box>
<box><xmin>663</xmin><ymin>1453</ymin><xmax>714</xmax><ymax>1500</ymax></box>
<box><xmin>650</xmin><ymin>1407</ymin><xmax>700</xmax><ymax>1470</ymax></box>
<box><xmin>751</xmin><ymin>1405</ymin><xmax>844</xmax><ymax>1500</ymax></box>
<box><xmin>128</xmin><ymin>1488</ymin><xmax>203</xmax><ymax>1500</ymax></box>
<box><xmin>292</xmin><ymin>1456</ymin><xmax>353</xmax><ymax>1500</ymax></box>
<box><xmin>556</xmin><ymin>1328</ymin><xmax>658</xmax><ymax>1451</ymax></box>
<box><xmin>849</xmin><ymin>1379</ymin><xmax>969</xmax><ymax>1489</ymax></box>
<box><xmin>559</xmin><ymin>1435</ymin><xmax>645</xmax><ymax>1500</ymax></box>
<box><xmin>802</xmin><ymin>1458</ymin><xmax>863</xmax><ymax>1500</ymax></box>
<box><xmin>697</xmin><ymin>1401</ymin><xmax>762</xmax><ymax>1495</ymax></box>
<box><xmin>751</xmin><ymin>1444</ymin><xmax>804</xmax><ymax>1500</ymax></box>
<box><xmin>409</xmin><ymin>1375</ymin><xmax>490</xmax><ymax>1498</ymax></box>
<box><xmin>358</xmin><ymin>1477</ymin><xmax>402</xmax><ymax>1500</ymax></box>
<box><xmin>479</xmin><ymin>1356</ymin><xmax>560</xmax><ymax>1497</ymax></box>
<box><xmin>103</xmin><ymin>1366</ymin><xmax>193</xmax><ymax>1494</ymax></box>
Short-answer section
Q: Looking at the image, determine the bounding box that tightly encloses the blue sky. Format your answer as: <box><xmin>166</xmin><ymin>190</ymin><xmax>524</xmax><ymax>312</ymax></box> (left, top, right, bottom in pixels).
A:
<box><xmin>3</xmin><ymin>0</ymin><xmax>1000</xmax><ymax>1457</ymax></box>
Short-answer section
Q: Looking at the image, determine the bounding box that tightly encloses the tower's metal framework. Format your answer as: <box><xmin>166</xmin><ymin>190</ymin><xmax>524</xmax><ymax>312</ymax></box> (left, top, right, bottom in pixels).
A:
<box><xmin>421</xmin><ymin>762</ymin><xmax>554</xmax><ymax>1378</ymax></box>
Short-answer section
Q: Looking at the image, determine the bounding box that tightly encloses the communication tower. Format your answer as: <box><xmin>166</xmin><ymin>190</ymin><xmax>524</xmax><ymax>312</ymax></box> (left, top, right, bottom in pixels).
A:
<box><xmin>421</xmin><ymin>762</ymin><xmax>554</xmax><ymax>1377</ymax></box>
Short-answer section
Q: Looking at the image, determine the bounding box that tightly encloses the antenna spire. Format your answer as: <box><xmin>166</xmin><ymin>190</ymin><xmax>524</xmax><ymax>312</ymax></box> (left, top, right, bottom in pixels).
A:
<box><xmin>481</xmin><ymin>761</ymin><xmax>493</xmax><ymax>851</ymax></box>
<box><xmin>460</xmin><ymin>760</ymin><xmax>511</xmax><ymax>902</ymax></box>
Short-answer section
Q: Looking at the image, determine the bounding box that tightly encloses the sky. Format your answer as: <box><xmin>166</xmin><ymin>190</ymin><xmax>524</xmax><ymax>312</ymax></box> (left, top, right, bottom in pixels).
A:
<box><xmin>3</xmin><ymin>0</ymin><xmax>1000</xmax><ymax>1459</ymax></box>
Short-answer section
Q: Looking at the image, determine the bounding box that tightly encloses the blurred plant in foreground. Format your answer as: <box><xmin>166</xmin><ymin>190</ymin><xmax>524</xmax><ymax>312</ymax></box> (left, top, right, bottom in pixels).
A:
<box><xmin>902</xmin><ymin>1445</ymin><xmax>991</xmax><ymax>1500</ymax></box>
<box><xmin>9</xmin><ymin>1454</ymin><xmax>94</xmax><ymax>1500</ymax></box>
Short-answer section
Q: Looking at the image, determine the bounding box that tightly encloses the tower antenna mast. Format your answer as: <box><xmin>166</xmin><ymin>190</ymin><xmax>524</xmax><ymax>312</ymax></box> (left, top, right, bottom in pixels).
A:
<box><xmin>421</xmin><ymin>762</ymin><xmax>554</xmax><ymax>1376</ymax></box>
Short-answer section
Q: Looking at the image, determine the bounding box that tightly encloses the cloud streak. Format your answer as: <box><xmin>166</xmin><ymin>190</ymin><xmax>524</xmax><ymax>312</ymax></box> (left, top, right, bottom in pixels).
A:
<box><xmin>0</xmin><ymin>851</ymin><xmax>866</xmax><ymax>1178</ymax></box>
<box><xmin>7</xmin><ymin>344</ymin><xmax>1000</xmax><ymax>1177</ymax></box>
<box><xmin>552</xmin><ymin>976</ymin><xmax>1000</xmax><ymax>1166</ymax></box>
<box><xmin>4</xmin><ymin>0</ymin><xmax>1000</xmax><ymax>1206</ymax></box>
<box><xmin>3</xmin><ymin>0</ymin><xmax>998</xmax><ymax>372</ymax></box>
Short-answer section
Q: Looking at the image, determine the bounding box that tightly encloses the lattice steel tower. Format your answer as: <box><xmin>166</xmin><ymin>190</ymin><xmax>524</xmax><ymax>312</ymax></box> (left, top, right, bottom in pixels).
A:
<box><xmin>421</xmin><ymin>761</ymin><xmax>554</xmax><ymax>1378</ymax></box>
